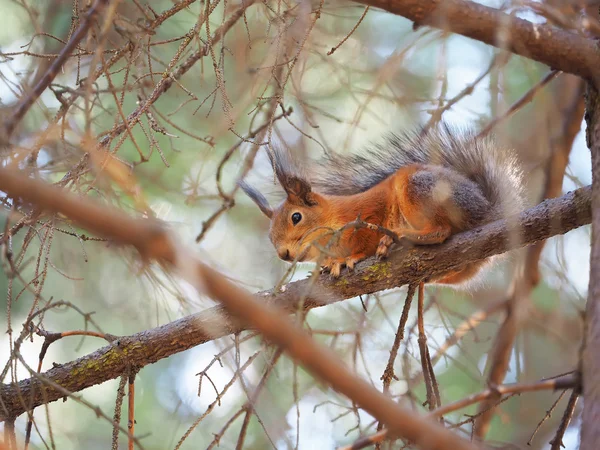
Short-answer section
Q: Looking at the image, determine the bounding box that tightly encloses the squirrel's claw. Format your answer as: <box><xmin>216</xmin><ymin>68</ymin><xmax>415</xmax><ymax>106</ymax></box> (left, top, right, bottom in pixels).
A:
<box><xmin>345</xmin><ymin>253</ymin><xmax>367</xmax><ymax>270</ymax></box>
<box><xmin>321</xmin><ymin>257</ymin><xmax>344</xmax><ymax>277</ymax></box>
<box><xmin>330</xmin><ymin>262</ymin><xmax>342</xmax><ymax>277</ymax></box>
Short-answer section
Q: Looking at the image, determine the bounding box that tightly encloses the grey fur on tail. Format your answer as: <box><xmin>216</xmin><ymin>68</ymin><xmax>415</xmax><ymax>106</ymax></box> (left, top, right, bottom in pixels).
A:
<box><xmin>312</xmin><ymin>124</ymin><xmax>525</xmax><ymax>222</ymax></box>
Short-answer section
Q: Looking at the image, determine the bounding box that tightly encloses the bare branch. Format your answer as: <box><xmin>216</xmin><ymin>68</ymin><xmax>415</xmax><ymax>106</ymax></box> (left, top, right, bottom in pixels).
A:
<box><xmin>550</xmin><ymin>390</ymin><xmax>580</xmax><ymax>450</ymax></box>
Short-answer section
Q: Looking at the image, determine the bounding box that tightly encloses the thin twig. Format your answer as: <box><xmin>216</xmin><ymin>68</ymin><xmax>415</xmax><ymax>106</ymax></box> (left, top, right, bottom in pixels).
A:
<box><xmin>235</xmin><ymin>348</ymin><xmax>284</xmax><ymax>450</ymax></box>
<box><xmin>417</xmin><ymin>282</ymin><xmax>440</xmax><ymax>411</ymax></box>
<box><xmin>128</xmin><ymin>370</ymin><xmax>137</xmax><ymax>450</ymax></box>
<box><xmin>2</xmin><ymin>0</ymin><xmax>110</xmax><ymax>139</ymax></box>
<box><xmin>380</xmin><ymin>285</ymin><xmax>417</xmax><ymax>391</ymax></box>
<box><xmin>375</xmin><ymin>284</ymin><xmax>416</xmax><ymax>446</ymax></box>
<box><xmin>528</xmin><ymin>390</ymin><xmax>567</xmax><ymax>445</ymax></box>
<box><xmin>550</xmin><ymin>389</ymin><xmax>580</xmax><ymax>450</ymax></box>
<box><xmin>112</xmin><ymin>375</ymin><xmax>128</xmax><ymax>450</ymax></box>
<box><xmin>478</xmin><ymin>70</ymin><xmax>560</xmax><ymax>138</ymax></box>
<box><xmin>98</xmin><ymin>0</ymin><xmax>256</xmax><ymax>148</ymax></box>
<box><xmin>327</xmin><ymin>6</ymin><xmax>370</xmax><ymax>56</ymax></box>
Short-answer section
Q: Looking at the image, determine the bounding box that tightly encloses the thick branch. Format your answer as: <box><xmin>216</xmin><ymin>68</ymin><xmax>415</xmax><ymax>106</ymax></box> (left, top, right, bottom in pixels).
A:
<box><xmin>353</xmin><ymin>0</ymin><xmax>600</xmax><ymax>81</ymax></box>
<box><xmin>0</xmin><ymin>170</ymin><xmax>591</xmax><ymax>420</ymax></box>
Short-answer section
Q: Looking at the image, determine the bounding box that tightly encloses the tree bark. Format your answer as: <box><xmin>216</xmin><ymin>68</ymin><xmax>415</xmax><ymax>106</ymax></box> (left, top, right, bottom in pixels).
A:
<box><xmin>580</xmin><ymin>83</ymin><xmax>600</xmax><ymax>449</ymax></box>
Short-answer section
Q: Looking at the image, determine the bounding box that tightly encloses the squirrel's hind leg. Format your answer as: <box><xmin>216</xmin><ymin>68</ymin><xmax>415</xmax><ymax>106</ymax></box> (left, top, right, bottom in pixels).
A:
<box><xmin>376</xmin><ymin>235</ymin><xmax>394</xmax><ymax>259</ymax></box>
<box><xmin>401</xmin><ymin>225</ymin><xmax>451</xmax><ymax>245</ymax></box>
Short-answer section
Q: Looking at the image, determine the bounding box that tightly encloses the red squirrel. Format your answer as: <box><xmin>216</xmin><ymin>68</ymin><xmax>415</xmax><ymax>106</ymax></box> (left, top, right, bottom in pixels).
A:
<box><xmin>240</xmin><ymin>124</ymin><xmax>524</xmax><ymax>284</ymax></box>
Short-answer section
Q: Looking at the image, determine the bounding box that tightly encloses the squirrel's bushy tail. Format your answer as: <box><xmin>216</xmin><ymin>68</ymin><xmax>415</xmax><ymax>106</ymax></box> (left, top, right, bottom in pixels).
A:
<box><xmin>313</xmin><ymin>124</ymin><xmax>525</xmax><ymax>222</ymax></box>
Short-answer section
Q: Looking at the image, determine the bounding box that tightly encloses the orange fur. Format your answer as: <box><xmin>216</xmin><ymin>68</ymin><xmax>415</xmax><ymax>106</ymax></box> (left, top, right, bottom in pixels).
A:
<box><xmin>262</xmin><ymin>164</ymin><xmax>487</xmax><ymax>284</ymax></box>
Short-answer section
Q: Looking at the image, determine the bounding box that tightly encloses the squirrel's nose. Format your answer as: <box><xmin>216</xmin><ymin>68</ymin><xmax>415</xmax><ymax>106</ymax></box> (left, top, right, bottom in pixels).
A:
<box><xmin>277</xmin><ymin>248</ymin><xmax>291</xmax><ymax>261</ymax></box>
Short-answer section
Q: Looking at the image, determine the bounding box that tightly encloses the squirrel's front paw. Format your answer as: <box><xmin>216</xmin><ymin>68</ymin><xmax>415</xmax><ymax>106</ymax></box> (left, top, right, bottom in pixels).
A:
<box><xmin>376</xmin><ymin>235</ymin><xmax>394</xmax><ymax>259</ymax></box>
<box><xmin>321</xmin><ymin>254</ymin><xmax>367</xmax><ymax>278</ymax></box>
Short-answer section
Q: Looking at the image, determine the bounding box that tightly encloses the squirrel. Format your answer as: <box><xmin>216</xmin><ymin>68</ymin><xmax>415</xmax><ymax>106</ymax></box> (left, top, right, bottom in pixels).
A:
<box><xmin>240</xmin><ymin>124</ymin><xmax>524</xmax><ymax>285</ymax></box>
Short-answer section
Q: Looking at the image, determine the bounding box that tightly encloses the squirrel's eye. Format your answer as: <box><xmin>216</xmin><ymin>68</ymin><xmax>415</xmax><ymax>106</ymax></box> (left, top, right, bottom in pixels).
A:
<box><xmin>291</xmin><ymin>212</ymin><xmax>302</xmax><ymax>225</ymax></box>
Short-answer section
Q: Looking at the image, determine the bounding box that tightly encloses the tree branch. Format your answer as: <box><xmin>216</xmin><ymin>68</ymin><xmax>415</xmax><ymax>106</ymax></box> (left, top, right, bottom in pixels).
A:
<box><xmin>353</xmin><ymin>0</ymin><xmax>600</xmax><ymax>81</ymax></box>
<box><xmin>0</xmin><ymin>163</ymin><xmax>591</xmax><ymax>420</ymax></box>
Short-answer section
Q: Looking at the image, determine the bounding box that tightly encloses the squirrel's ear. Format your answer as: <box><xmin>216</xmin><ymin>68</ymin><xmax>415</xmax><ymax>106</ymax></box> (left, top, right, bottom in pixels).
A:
<box><xmin>285</xmin><ymin>176</ymin><xmax>318</xmax><ymax>207</ymax></box>
<box><xmin>238</xmin><ymin>181</ymin><xmax>273</xmax><ymax>219</ymax></box>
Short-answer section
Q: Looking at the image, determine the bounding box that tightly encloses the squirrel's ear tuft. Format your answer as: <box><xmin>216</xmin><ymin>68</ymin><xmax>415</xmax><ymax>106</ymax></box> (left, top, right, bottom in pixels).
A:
<box><xmin>285</xmin><ymin>176</ymin><xmax>318</xmax><ymax>207</ymax></box>
<box><xmin>268</xmin><ymin>144</ymin><xmax>317</xmax><ymax>206</ymax></box>
<box><xmin>238</xmin><ymin>180</ymin><xmax>273</xmax><ymax>219</ymax></box>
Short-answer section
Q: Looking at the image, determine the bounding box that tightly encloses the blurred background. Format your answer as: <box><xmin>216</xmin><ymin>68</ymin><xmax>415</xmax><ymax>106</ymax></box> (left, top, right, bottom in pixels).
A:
<box><xmin>0</xmin><ymin>0</ymin><xmax>591</xmax><ymax>448</ymax></box>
